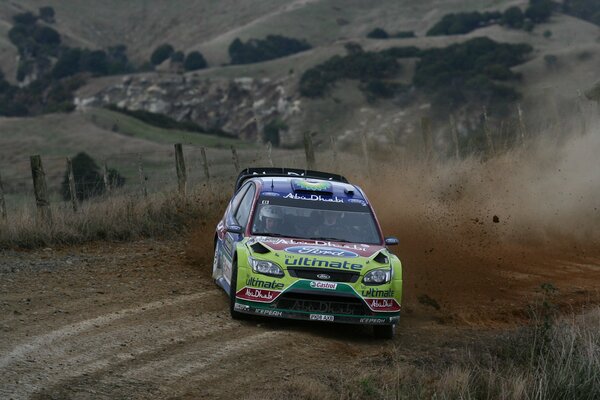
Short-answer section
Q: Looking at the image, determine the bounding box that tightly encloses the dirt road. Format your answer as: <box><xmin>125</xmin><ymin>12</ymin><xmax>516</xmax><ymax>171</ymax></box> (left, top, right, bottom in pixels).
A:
<box><xmin>1</xmin><ymin>235</ymin><xmax>599</xmax><ymax>399</ymax></box>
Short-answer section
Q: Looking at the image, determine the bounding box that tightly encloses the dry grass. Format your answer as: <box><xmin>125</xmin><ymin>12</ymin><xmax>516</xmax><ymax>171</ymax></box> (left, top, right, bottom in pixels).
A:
<box><xmin>0</xmin><ymin>183</ymin><xmax>229</xmax><ymax>249</ymax></box>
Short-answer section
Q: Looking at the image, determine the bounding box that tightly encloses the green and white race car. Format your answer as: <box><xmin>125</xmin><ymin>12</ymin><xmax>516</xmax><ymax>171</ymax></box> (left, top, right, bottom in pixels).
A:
<box><xmin>212</xmin><ymin>168</ymin><xmax>402</xmax><ymax>338</ymax></box>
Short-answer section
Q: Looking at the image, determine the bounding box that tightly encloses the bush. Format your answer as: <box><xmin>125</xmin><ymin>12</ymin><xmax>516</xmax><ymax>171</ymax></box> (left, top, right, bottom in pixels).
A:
<box><xmin>61</xmin><ymin>152</ymin><xmax>124</xmax><ymax>201</ymax></box>
<box><xmin>13</xmin><ymin>12</ymin><xmax>37</xmax><ymax>25</ymax></box>
<box><xmin>502</xmin><ymin>6</ymin><xmax>525</xmax><ymax>28</ymax></box>
<box><xmin>427</xmin><ymin>12</ymin><xmax>499</xmax><ymax>36</ymax></box>
<box><xmin>526</xmin><ymin>0</ymin><xmax>554</xmax><ymax>23</ymax></box>
<box><xmin>563</xmin><ymin>0</ymin><xmax>600</xmax><ymax>26</ymax></box>
<box><xmin>33</xmin><ymin>26</ymin><xmax>61</xmax><ymax>45</ymax></box>
<box><xmin>170</xmin><ymin>51</ymin><xmax>185</xmax><ymax>63</ymax></box>
<box><xmin>150</xmin><ymin>43</ymin><xmax>174</xmax><ymax>65</ymax></box>
<box><xmin>184</xmin><ymin>51</ymin><xmax>207</xmax><ymax>71</ymax></box>
<box><xmin>229</xmin><ymin>35</ymin><xmax>311</xmax><ymax>64</ymax></box>
<box><xmin>39</xmin><ymin>6</ymin><xmax>55</xmax><ymax>23</ymax></box>
<box><xmin>263</xmin><ymin>119</ymin><xmax>287</xmax><ymax>146</ymax></box>
<box><xmin>366</xmin><ymin>28</ymin><xmax>389</xmax><ymax>39</ymax></box>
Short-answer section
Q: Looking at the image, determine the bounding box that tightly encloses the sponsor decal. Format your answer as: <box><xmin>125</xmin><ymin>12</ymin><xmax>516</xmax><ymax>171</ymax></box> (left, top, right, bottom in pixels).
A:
<box><xmin>310</xmin><ymin>314</ymin><xmax>335</xmax><ymax>322</ymax></box>
<box><xmin>284</xmin><ymin>256</ymin><xmax>363</xmax><ymax>271</ymax></box>
<box><xmin>236</xmin><ymin>287</ymin><xmax>282</xmax><ymax>303</ymax></box>
<box><xmin>234</xmin><ymin>303</ymin><xmax>250</xmax><ymax>311</ymax></box>
<box><xmin>283</xmin><ymin>193</ymin><xmax>344</xmax><ymax>203</ymax></box>
<box><xmin>255</xmin><ymin>309</ymin><xmax>283</xmax><ymax>317</ymax></box>
<box><xmin>291</xmin><ymin>300</ymin><xmax>354</xmax><ymax>314</ymax></box>
<box><xmin>251</xmin><ymin>237</ymin><xmax>371</xmax><ymax>252</ymax></box>
<box><xmin>246</xmin><ymin>277</ymin><xmax>285</xmax><ymax>290</ymax></box>
<box><xmin>364</xmin><ymin>298</ymin><xmax>401</xmax><ymax>312</ymax></box>
<box><xmin>285</xmin><ymin>246</ymin><xmax>358</xmax><ymax>258</ymax></box>
<box><xmin>292</xmin><ymin>179</ymin><xmax>333</xmax><ymax>192</ymax></box>
<box><xmin>361</xmin><ymin>288</ymin><xmax>395</xmax><ymax>297</ymax></box>
<box><xmin>261</xmin><ymin>192</ymin><xmax>281</xmax><ymax>197</ymax></box>
<box><xmin>359</xmin><ymin>317</ymin><xmax>387</xmax><ymax>324</ymax></box>
<box><xmin>347</xmin><ymin>198</ymin><xmax>367</xmax><ymax>206</ymax></box>
<box><xmin>317</xmin><ymin>273</ymin><xmax>331</xmax><ymax>280</ymax></box>
<box><xmin>309</xmin><ymin>281</ymin><xmax>338</xmax><ymax>290</ymax></box>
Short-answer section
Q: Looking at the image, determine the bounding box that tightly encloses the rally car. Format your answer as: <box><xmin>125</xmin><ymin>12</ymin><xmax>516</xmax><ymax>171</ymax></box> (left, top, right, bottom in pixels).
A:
<box><xmin>212</xmin><ymin>168</ymin><xmax>402</xmax><ymax>339</ymax></box>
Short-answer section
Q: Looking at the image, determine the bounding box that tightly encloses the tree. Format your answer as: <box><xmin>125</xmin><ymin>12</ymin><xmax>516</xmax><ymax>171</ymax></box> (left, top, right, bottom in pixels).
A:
<box><xmin>170</xmin><ymin>51</ymin><xmax>185</xmax><ymax>63</ymax></box>
<box><xmin>39</xmin><ymin>6</ymin><xmax>55</xmax><ymax>23</ymax></box>
<box><xmin>526</xmin><ymin>0</ymin><xmax>553</xmax><ymax>23</ymax></box>
<box><xmin>367</xmin><ymin>28</ymin><xmax>389</xmax><ymax>39</ymax></box>
<box><xmin>61</xmin><ymin>152</ymin><xmax>124</xmax><ymax>201</ymax></box>
<box><xmin>150</xmin><ymin>43</ymin><xmax>174</xmax><ymax>65</ymax></box>
<box><xmin>502</xmin><ymin>6</ymin><xmax>525</xmax><ymax>28</ymax></box>
<box><xmin>228</xmin><ymin>35</ymin><xmax>311</xmax><ymax>64</ymax></box>
<box><xmin>33</xmin><ymin>26</ymin><xmax>61</xmax><ymax>45</ymax></box>
<box><xmin>13</xmin><ymin>12</ymin><xmax>37</xmax><ymax>25</ymax></box>
<box><xmin>184</xmin><ymin>51</ymin><xmax>207</xmax><ymax>71</ymax></box>
<box><xmin>52</xmin><ymin>48</ymin><xmax>82</xmax><ymax>78</ymax></box>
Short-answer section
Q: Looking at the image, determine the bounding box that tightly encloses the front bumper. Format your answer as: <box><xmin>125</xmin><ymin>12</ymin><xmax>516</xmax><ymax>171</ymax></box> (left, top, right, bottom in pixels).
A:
<box><xmin>233</xmin><ymin>300</ymin><xmax>400</xmax><ymax>325</ymax></box>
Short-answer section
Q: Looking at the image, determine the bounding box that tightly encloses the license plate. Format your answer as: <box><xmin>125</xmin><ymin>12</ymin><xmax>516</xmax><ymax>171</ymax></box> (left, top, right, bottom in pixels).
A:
<box><xmin>309</xmin><ymin>314</ymin><xmax>334</xmax><ymax>322</ymax></box>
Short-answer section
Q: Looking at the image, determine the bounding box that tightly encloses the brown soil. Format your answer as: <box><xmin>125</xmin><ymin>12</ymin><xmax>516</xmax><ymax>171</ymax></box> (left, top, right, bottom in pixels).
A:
<box><xmin>1</xmin><ymin>229</ymin><xmax>598</xmax><ymax>399</ymax></box>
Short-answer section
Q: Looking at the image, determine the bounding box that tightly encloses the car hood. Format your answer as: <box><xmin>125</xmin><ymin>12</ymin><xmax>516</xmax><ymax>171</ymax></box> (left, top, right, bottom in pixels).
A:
<box><xmin>246</xmin><ymin>235</ymin><xmax>386</xmax><ymax>259</ymax></box>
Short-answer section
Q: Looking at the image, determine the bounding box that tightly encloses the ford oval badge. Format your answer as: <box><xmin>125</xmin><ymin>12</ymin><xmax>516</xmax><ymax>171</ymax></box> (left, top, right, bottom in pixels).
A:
<box><xmin>317</xmin><ymin>273</ymin><xmax>331</xmax><ymax>280</ymax></box>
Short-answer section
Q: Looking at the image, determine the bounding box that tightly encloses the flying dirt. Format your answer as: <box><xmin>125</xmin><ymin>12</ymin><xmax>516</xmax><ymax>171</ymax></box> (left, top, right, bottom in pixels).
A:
<box><xmin>1</xmin><ymin>128</ymin><xmax>599</xmax><ymax>399</ymax></box>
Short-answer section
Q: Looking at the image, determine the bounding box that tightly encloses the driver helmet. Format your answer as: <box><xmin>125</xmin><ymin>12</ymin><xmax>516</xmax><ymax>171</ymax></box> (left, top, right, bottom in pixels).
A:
<box><xmin>260</xmin><ymin>205</ymin><xmax>283</xmax><ymax>222</ymax></box>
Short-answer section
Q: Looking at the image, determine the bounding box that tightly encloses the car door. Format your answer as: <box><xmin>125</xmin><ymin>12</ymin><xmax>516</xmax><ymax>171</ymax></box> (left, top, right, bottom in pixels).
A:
<box><xmin>222</xmin><ymin>182</ymin><xmax>256</xmax><ymax>284</ymax></box>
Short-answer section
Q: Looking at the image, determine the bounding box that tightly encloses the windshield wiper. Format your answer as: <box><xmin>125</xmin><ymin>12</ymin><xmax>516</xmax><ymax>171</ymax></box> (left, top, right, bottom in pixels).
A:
<box><xmin>253</xmin><ymin>232</ymin><xmax>297</xmax><ymax>238</ymax></box>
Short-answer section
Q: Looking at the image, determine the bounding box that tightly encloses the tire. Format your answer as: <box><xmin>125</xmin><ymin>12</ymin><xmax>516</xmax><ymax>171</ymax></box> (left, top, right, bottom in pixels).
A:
<box><xmin>229</xmin><ymin>258</ymin><xmax>248</xmax><ymax>320</ymax></box>
<box><xmin>373</xmin><ymin>324</ymin><xmax>396</xmax><ymax>340</ymax></box>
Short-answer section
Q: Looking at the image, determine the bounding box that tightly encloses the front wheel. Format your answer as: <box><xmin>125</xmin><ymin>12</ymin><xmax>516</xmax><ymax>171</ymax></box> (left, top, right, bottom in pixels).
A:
<box><xmin>229</xmin><ymin>259</ymin><xmax>248</xmax><ymax>320</ymax></box>
<box><xmin>373</xmin><ymin>324</ymin><xmax>396</xmax><ymax>340</ymax></box>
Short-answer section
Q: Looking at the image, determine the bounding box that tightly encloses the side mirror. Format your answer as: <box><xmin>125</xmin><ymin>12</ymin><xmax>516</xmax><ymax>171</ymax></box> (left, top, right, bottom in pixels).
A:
<box><xmin>385</xmin><ymin>237</ymin><xmax>399</xmax><ymax>246</ymax></box>
<box><xmin>226</xmin><ymin>225</ymin><xmax>243</xmax><ymax>234</ymax></box>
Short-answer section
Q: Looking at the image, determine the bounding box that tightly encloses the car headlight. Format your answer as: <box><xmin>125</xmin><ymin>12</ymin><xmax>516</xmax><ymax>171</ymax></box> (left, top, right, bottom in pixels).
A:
<box><xmin>248</xmin><ymin>257</ymin><xmax>284</xmax><ymax>278</ymax></box>
<box><xmin>363</xmin><ymin>268</ymin><xmax>392</xmax><ymax>285</ymax></box>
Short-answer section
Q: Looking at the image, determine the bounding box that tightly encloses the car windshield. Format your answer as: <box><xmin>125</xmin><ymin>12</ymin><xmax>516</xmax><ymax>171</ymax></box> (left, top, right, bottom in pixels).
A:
<box><xmin>251</xmin><ymin>194</ymin><xmax>381</xmax><ymax>244</ymax></box>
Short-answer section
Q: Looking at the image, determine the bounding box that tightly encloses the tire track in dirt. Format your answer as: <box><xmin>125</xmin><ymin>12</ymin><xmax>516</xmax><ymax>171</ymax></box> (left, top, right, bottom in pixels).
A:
<box><xmin>0</xmin><ymin>291</ymin><xmax>229</xmax><ymax>400</ymax></box>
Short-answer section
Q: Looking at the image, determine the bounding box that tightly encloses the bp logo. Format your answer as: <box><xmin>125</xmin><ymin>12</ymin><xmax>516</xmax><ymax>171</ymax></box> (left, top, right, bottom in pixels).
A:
<box><xmin>285</xmin><ymin>246</ymin><xmax>359</xmax><ymax>258</ymax></box>
<box><xmin>292</xmin><ymin>179</ymin><xmax>332</xmax><ymax>192</ymax></box>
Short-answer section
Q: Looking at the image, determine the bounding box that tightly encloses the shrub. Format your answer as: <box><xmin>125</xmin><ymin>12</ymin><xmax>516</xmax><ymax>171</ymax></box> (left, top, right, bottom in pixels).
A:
<box><xmin>502</xmin><ymin>6</ymin><xmax>525</xmax><ymax>28</ymax></box>
<box><xmin>170</xmin><ymin>51</ymin><xmax>185</xmax><ymax>63</ymax></box>
<box><xmin>229</xmin><ymin>35</ymin><xmax>311</xmax><ymax>64</ymax></box>
<box><xmin>427</xmin><ymin>12</ymin><xmax>498</xmax><ymax>36</ymax></box>
<box><xmin>184</xmin><ymin>51</ymin><xmax>207</xmax><ymax>71</ymax></box>
<box><xmin>367</xmin><ymin>28</ymin><xmax>389</xmax><ymax>39</ymax></box>
<box><xmin>61</xmin><ymin>152</ymin><xmax>124</xmax><ymax>201</ymax></box>
<box><xmin>526</xmin><ymin>0</ymin><xmax>554</xmax><ymax>23</ymax></box>
<box><xmin>33</xmin><ymin>26</ymin><xmax>61</xmax><ymax>45</ymax></box>
<box><xmin>13</xmin><ymin>12</ymin><xmax>37</xmax><ymax>25</ymax></box>
<box><xmin>39</xmin><ymin>6</ymin><xmax>55</xmax><ymax>23</ymax></box>
<box><xmin>150</xmin><ymin>43</ymin><xmax>174</xmax><ymax>65</ymax></box>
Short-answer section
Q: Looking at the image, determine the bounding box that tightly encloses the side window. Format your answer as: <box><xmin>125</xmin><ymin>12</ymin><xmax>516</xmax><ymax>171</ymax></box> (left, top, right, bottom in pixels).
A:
<box><xmin>230</xmin><ymin>183</ymin><xmax>251</xmax><ymax>214</ymax></box>
<box><xmin>235</xmin><ymin>184</ymin><xmax>256</xmax><ymax>228</ymax></box>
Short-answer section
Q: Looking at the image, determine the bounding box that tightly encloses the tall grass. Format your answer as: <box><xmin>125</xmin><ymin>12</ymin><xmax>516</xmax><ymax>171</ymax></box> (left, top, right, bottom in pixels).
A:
<box><xmin>0</xmin><ymin>184</ymin><xmax>229</xmax><ymax>249</ymax></box>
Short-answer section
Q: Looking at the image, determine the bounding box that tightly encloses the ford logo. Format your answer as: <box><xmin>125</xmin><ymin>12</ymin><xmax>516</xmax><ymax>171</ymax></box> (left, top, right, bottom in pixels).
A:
<box><xmin>284</xmin><ymin>246</ymin><xmax>359</xmax><ymax>258</ymax></box>
<box><xmin>317</xmin><ymin>273</ymin><xmax>331</xmax><ymax>280</ymax></box>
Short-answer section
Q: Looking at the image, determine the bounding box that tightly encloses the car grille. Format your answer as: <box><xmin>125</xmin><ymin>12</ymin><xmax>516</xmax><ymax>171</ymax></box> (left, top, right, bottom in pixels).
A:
<box><xmin>272</xmin><ymin>291</ymin><xmax>372</xmax><ymax>316</ymax></box>
<box><xmin>287</xmin><ymin>267</ymin><xmax>359</xmax><ymax>283</ymax></box>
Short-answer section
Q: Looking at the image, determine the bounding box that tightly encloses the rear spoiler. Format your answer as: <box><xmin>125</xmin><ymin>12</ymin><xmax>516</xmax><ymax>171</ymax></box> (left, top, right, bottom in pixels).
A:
<box><xmin>235</xmin><ymin>167</ymin><xmax>348</xmax><ymax>191</ymax></box>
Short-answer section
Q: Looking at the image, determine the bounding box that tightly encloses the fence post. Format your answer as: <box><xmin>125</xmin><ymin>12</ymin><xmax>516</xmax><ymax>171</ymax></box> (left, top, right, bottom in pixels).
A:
<box><xmin>420</xmin><ymin>117</ymin><xmax>434</xmax><ymax>164</ymax></box>
<box><xmin>230</xmin><ymin>146</ymin><xmax>240</xmax><ymax>172</ymax></box>
<box><xmin>103</xmin><ymin>161</ymin><xmax>112</xmax><ymax>194</ymax></box>
<box><xmin>66</xmin><ymin>157</ymin><xmax>78</xmax><ymax>212</ymax></box>
<box><xmin>137</xmin><ymin>154</ymin><xmax>147</xmax><ymax>198</ymax></box>
<box><xmin>200</xmin><ymin>147</ymin><xmax>210</xmax><ymax>182</ymax></box>
<box><xmin>482</xmin><ymin>107</ymin><xmax>495</xmax><ymax>156</ymax></box>
<box><xmin>517</xmin><ymin>103</ymin><xmax>527</xmax><ymax>144</ymax></box>
<box><xmin>449</xmin><ymin>114</ymin><xmax>460</xmax><ymax>160</ymax></box>
<box><xmin>174</xmin><ymin>143</ymin><xmax>187</xmax><ymax>196</ymax></box>
<box><xmin>360</xmin><ymin>131</ymin><xmax>370</xmax><ymax>177</ymax></box>
<box><xmin>303</xmin><ymin>131</ymin><xmax>315</xmax><ymax>170</ymax></box>
<box><xmin>30</xmin><ymin>155</ymin><xmax>51</xmax><ymax>224</ymax></box>
<box><xmin>0</xmin><ymin>170</ymin><xmax>6</xmax><ymax>222</ymax></box>
<box><xmin>266</xmin><ymin>141</ymin><xmax>274</xmax><ymax>167</ymax></box>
